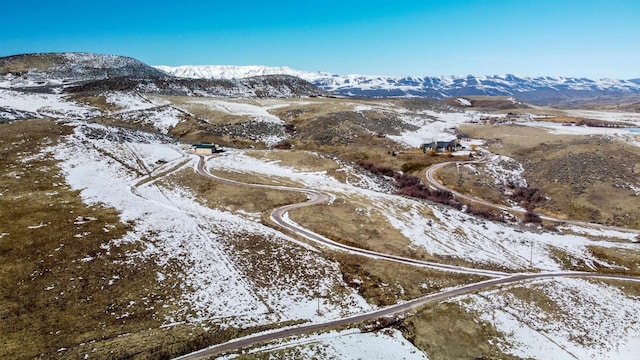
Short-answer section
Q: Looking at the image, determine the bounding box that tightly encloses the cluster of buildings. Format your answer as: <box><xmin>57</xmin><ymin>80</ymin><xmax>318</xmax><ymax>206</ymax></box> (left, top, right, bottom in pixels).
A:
<box><xmin>420</xmin><ymin>139</ymin><xmax>465</xmax><ymax>153</ymax></box>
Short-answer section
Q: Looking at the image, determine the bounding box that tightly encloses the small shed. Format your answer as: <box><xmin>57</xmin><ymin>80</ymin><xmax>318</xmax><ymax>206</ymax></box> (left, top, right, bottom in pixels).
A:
<box><xmin>191</xmin><ymin>143</ymin><xmax>221</xmax><ymax>155</ymax></box>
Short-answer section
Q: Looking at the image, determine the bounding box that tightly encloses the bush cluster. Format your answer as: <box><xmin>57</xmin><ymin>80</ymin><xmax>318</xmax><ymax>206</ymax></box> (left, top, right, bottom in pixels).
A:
<box><xmin>358</xmin><ymin>160</ymin><xmax>462</xmax><ymax>209</ymax></box>
<box><xmin>357</xmin><ymin>160</ymin><xmax>397</xmax><ymax>178</ymax></box>
<box><xmin>283</xmin><ymin>123</ymin><xmax>296</xmax><ymax>135</ymax></box>
<box><xmin>511</xmin><ymin>186</ymin><xmax>545</xmax><ymax>210</ymax></box>
<box><xmin>575</xmin><ymin>119</ymin><xmax>630</xmax><ymax>128</ymax></box>
<box><xmin>465</xmin><ymin>206</ymin><xmax>506</xmax><ymax>223</ymax></box>
<box><xmin>523</xmin><ymin>211</ymin><xmax>542</xmax><ymax>224</ymax></box>
<box><xmin>273</xmin><ymin>139</ymin><xmax>293</xmax><ymax>149</ymax></box>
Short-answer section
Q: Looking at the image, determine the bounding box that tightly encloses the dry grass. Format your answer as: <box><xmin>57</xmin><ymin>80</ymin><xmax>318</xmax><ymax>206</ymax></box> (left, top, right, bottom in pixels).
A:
<box><xmin>542</xmin><ymin>115</ymin><xmax>635</xmax><ymax>127</ymax></box>
<box><xmin>248</xmin><ymin>149</ymin><xmax>342</xmax><ymax>173</ymax></box>
<box><xmin>549</xmin><ymin>246</ymin><xmax>640</xmax><ymax>276</ymax></box>
<box><xmin>68</xmin><ymin>94</ymin><xmax>119</xmax><ymax>112</ymax></box>
<box><xmin>170</xmin><ymin>102</ymin><xmax>252</xmax><ymax>125</ymax></box>
<box><xmin>505</xmin><ymin>286</ymin><xmax>564</xmax><ymax>316</ymax></box>
<box><xmin>287</xmin><ymin>197</ymin><xmax>425</xmax><ymax>259</ymax></box>
<box><xmin>332</xmin><ymin>252</ymin><xmax>488</xmax><ymax>307</ymax></box>
<box><xmin>402</xmin><ymin>302</ymin><xmax>517</xmax><ymax>360</ymax></box>
<box><xmin>441</xmin><ymin>96</ymin><xmax>532</xmax><ymax>111</ymax></box>
<box><xmin>287</xmin><ymin>195</ymin><xmax>515</xmax><ymax>272</ymax></box>
<box><xmin>596</xmin><ymin>279</ymin><xmax>640</xmax><ymax>298</ymax></box>
<box><xmin>435</xmin><ymin>162</ymin><xmax>511</xmax><ymax>206</ymax></box>
<box><xmin>459</xmin><ymin>124</ymin><xmax>640</xmax><ymax>228</ymax></box>
<box><xmin>157</xmin><ymin>96</ymin><xmax>464</xmax><ymax>176</ymax></box>
<box><xmin>0</xmin><ymin>120</ymin><xmax>170</xmax><ymax>358</ymax></box>
<box><xmin>163</xmin><ymin>167</ymin><xmax>305</xmax><ymax>214</ymax></box>
<box><xmin>0</xmin><ymin>120</ymin><xmax>325</xmax><ymax>359</ymax></box>
<box><xmin>0</xmin><ymin>54</ymin><xmax>58</xmax><ymax>73</ymax></box>
<box><xmin>587</xmin><ymin>246</ymin><xmax>640</xmax><ymax>275</ymax></box>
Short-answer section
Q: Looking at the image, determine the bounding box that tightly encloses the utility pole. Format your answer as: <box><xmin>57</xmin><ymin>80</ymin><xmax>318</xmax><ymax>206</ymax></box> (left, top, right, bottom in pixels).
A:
<box><xmin>529</xmin><ymin>241</ymin><xmax>534</xmax><ymax>268</ymax></box>
<box><xmin>316</xmin><ymin>275</ymin><xmax>321</xmax><ymax>315</ymax></box>
<box><xmin>567</xmin><ymin>152</ymin><xmax>573</xmax><ymax>210</ymax></box>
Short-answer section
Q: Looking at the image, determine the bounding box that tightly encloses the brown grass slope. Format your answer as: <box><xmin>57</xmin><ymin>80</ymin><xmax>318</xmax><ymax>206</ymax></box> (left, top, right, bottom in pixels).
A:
<box><xmin>459</xmin><ymin>124</ymin><xmax>640</xmax><ymax>229</ymax></box>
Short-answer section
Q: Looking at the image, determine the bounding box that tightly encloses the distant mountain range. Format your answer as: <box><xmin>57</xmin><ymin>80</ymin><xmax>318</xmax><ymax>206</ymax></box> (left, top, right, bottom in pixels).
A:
<box><xmin>1</xmin><ymin>52</ymin><xmax>639</xmax><ymax>105</ymax></box>
<box><xmin>156</xmin><ymin>65</ymin><xmax>640</xmax><ymax>105</ymax></box>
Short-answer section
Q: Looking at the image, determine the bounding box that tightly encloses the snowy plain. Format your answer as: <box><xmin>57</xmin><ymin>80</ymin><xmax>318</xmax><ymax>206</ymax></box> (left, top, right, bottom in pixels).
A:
<box><xmin>183</xmin><ymin>98</ymin><xmax>285</xmax><ymax>124</ymax></box>
<box><xmin>0</xmin><ymin>88</ymin><xmax>100</xmax><ymax>119</ymax></box>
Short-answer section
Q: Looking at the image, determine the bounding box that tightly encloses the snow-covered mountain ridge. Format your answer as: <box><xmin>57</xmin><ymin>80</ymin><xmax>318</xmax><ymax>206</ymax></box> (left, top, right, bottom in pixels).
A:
<box><xmin>154</xmin><ymin>64</ymin><xmax>331</xmax><ymax>81</ymax></box>
<box><xmin>156</xmin><ymin>65</ymin><xmax>640</xmax><ymax>105</ymax></box>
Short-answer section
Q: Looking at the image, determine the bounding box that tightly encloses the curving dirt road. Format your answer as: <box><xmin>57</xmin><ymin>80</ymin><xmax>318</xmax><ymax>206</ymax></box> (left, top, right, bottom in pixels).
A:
<box><xmin>424</xmin><ymin>152</ymin><xmax>640</xmax><ymax>235</ymax></box>
<box><xmin>176</xmin><ymin>153</ymin><xmax>640</xmax><ymax>360</ymax></box>
<box><xmin>196</xmin><ymin>155</ymin><xmax>508</xmax><ymax>278</ymax></box>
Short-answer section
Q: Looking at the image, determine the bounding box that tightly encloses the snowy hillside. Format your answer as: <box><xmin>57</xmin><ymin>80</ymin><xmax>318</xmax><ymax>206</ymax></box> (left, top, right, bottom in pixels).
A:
<box><xmin>156</xmin><ymin>64</ymin><xmax>640</xmax><ymax>105</ymax></box>
<box><xmin>0</xmin><ymin>52</ymin><xmax>167</xmax><ymax>88</ymax></box>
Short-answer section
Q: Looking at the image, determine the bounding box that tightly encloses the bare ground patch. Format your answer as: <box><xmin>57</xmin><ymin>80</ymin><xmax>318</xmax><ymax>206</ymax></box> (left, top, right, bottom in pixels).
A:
<box><xmin>332</xmin><ymin>252</ymin><xmax>488</xmax><ymax>307</ymax></box>
<box><xmin>287</xmin><ymin>197</ymin><xmax>426</xmax><ymax>259</ymax></box>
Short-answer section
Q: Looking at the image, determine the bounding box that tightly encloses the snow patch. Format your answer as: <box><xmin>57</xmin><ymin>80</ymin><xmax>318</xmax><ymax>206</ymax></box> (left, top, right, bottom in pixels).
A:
<box><xmin>456</xmin><ymin>98</ymin><xmax>472</xmax><ymax>106</ymax></box>
<box><xmin>456</xmin><ymin>278</ymin><xmax>640</xmax><ymax>360</ymax></box>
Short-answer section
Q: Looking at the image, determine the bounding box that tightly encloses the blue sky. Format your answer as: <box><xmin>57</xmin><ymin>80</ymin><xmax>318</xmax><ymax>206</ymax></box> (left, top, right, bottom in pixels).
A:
<box><xmin>1</xmin><ymin>0</ymin><xmax>638</xmax><ymax>79</ymax></box>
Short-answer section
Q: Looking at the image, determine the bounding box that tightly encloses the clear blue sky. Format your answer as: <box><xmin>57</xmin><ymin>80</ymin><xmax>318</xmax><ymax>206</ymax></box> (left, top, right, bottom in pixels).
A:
<box><xmin>1</xmin><ymin>0</ymin><xmax>638</xmax><ymax>79</ymax></box>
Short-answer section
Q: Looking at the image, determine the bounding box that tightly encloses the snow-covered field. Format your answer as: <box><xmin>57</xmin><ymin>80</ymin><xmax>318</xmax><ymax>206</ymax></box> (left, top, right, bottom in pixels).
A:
<box><xmin>0</xmin><ymin>88</ymin><xmax>100</xmax><ymax>119</ymax></box>
<box><xmin>105</xmin><ymin>91</ymin><xmax>164</xmax><ymax>113</ymax></box>
<box><xmin>221</xmin><ymin>328</ymin><xmax>428</xmax><ymax>359</ymax></box>
<box><xmin>115</xmin><ymin>105</ymin><xmax>185</xmax><ymax>134</ymax></box>
<box><xmin>199</xmin><ymin>146</ymin><xmax>640</xmax><ymax>358</ymax></box>
<box><xmin>351</xmin><ymin>102</ymin><xmax>474</xmax><ymax>148</ymax></box>
<box><xmin>455</xmin><ymin>277</ymin><xmax>640</xmax><ymax>360</ymax></box>
<box><xmin>563</xmin><ymin>109</ymin><xmax>640</xmax><ymax>124</ymax></box>
<box><xmin>184</xmin><ymin>98</ymin><xmax>284</xmax><ymax>124</ymax></box>
<box><xmin>48</xmin><ymin>122</ymin><xmax>373</xmax><ymax>329</ymax></box>
<box><xmin>518</xmin><ymin>109</ymin><xmax>640</xmax><ymax>148</ymax></box>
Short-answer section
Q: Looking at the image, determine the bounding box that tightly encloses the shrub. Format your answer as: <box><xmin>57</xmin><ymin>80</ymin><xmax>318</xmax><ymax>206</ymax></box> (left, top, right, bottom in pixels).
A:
<box><xmin>395</xmin><ymin>175</ymin><xmax>421</xmax><ymax>188</ymax></box>
<box><xmin>523</xmin><ymin>211</ymin><xmax>542</xmax><ymax>224</ymax></box>
<box><xmin>358</xmin><ymin>161</ymin><xmax>465</xmax><ymax>209</ymax></box>
<box><xmin>357</xmin><ymin>160</ymin><xmax>398</xmax><ymax>178</ymax></box>
<box><xmin>401</xmin><ymin>162</ymin><xmax>427</xmax><ymax>173</ymax></box>
<box><xmin>273</xmin><ymin>139</ymin><xmax>293</xmax><ymax>149</ymax></box>
<box><xmin>511</xmin><ymin>187</ymin><xmax>545</xmax><ymax>210</ymax></box>
<box><xmin>466</xmin><ymin>206</ymin><xmax>506</xmax><ymax>223</ymax></box>
<box><xmin>283</xmin><ymin>123</ymin><xmax>296</xmax><ymax>135</ymax></box>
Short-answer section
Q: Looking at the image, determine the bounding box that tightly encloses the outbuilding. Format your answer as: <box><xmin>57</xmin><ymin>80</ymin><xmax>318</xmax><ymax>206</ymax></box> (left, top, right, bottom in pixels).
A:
<box><xmin>191</xmin><ymin>143</ymin><xmax>222</xmax><ymax>155</ymax></box>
